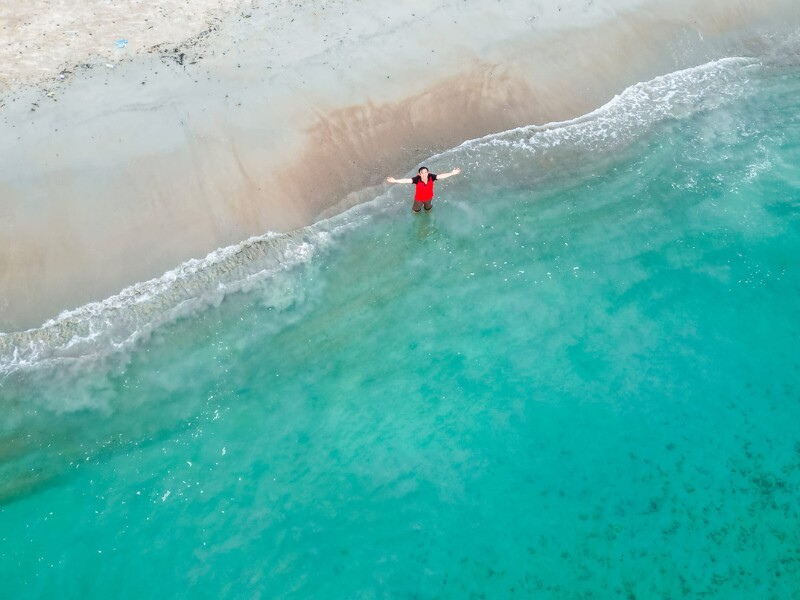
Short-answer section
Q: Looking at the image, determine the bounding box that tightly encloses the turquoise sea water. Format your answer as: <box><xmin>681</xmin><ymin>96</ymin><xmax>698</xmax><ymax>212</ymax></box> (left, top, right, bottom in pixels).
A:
<box><xmin>2</xmin><ymin>57</ymin><xmax>800</xmax><ymax>598</ymax></box>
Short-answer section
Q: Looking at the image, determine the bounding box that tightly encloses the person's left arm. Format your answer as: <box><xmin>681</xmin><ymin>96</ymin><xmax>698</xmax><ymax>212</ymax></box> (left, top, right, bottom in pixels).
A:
<box><xmin>435</xmin><ymin>167</ymin><xmax>462</xmax><ymax>180</ymax></box>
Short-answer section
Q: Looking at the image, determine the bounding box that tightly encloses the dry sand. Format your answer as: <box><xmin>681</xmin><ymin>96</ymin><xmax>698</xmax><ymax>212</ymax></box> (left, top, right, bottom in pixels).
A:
<box><xmin>0</xmin><ymin>0</ymin><xmax>242</xmax><ymax>89</ymax></box>
<box><xmin>1</xmin><ymin>0</ymin><xmax>799</xmax><ymax>330</ymax></box>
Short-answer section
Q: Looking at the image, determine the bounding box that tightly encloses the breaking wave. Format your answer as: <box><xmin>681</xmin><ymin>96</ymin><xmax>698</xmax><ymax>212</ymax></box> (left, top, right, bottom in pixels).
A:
<box><xmin>0</xmin><ymin>56</ymin><xmax>762</xmax><ymax>375</ymax></box>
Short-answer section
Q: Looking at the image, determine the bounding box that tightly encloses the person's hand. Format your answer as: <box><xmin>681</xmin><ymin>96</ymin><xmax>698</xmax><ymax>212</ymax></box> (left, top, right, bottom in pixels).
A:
<box><xmin>452</xmin><ymin>167</ymin><xmax>461</xmax><ymax>175</ymax></box>
<box><xmin>386</xmin><ymin>176</ymin><xmax>396</xmax><ymax>183</ymax></box>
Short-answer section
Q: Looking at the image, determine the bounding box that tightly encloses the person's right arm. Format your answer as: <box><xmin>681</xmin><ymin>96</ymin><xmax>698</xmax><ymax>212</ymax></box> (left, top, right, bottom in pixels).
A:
<box><xmin>386</xmin><ymin>176</ymin><xmax>413</xmax><ymax>184</ymax></box>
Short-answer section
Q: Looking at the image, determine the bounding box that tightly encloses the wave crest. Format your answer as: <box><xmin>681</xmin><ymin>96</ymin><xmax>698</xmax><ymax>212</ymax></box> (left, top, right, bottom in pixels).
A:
<box><xmin>0</xmin><ymin>56</ymin><xmax>759</xmax><ymax>376</ymax></box>
<box><xmin>0</xmin><ymin>227</ymin><xmax>343</xmax><ymax>374</ymax></box>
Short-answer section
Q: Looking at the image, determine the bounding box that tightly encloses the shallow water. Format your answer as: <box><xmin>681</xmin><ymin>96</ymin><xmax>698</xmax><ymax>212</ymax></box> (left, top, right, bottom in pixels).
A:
<box><xmin>1</xmin><ymin>59</ymin><xmax>800</xmax><ymax>598</ymax></box>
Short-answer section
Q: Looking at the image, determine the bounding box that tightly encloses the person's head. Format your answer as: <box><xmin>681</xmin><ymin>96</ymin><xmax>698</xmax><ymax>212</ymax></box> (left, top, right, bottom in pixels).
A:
<box><xmin>418</xmin><ymin>166</ymin><xmax>429</xmax><ymax>177</ymax></box>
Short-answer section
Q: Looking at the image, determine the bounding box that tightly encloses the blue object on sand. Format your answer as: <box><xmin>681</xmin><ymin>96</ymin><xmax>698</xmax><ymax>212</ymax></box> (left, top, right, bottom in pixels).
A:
<box><xmin>115</xmin><ymin>39</ymin><xmax>128</xmax><ymax>49</ymax></box>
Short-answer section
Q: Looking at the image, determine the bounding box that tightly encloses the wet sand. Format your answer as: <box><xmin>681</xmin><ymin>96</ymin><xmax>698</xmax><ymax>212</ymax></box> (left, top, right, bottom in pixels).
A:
<box><xmin>1</xmin><ymin>0</ymin><xmax>798</xmax><ymax>330</ymax></box>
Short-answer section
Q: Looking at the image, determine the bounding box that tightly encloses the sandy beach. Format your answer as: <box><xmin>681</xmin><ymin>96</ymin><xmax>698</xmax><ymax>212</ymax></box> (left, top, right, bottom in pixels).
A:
<box><xmin>1</xmin><ymin>0</ymin><xmax>799</xmax><ymax>331</ymax></box>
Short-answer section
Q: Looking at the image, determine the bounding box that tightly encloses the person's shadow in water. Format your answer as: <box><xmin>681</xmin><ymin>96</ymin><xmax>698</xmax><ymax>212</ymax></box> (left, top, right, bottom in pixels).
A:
<box><xmin>413</xmin><ymin>211</ymin><xmax>439</xmax><ymax>242</ymax></box>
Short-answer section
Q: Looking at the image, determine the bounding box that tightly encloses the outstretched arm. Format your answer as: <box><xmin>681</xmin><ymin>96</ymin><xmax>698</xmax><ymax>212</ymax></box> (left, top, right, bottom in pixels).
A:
<box><xmin>436</xmin><ymin>167</ymin><xmax>462</xmax><ymax>180</ymax></box>
<box><xmin>386</xmin><ymin>176</ymin><xmax>414</xmax><ymax>184</ymax></box>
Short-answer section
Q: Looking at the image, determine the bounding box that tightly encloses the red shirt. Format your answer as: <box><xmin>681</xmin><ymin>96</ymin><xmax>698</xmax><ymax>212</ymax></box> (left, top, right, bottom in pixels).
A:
<box><xmin>412</xmin><ymin>173</ymin><xmax>437</xmax><ymax>201</ymax></box>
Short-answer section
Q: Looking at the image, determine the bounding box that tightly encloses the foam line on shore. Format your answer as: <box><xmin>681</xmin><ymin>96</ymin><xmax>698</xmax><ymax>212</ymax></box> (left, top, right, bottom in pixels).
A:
<box><xmin>0</xmin><ymin>57</ymin><xmax>762</xmax><ymax>376</ymax></box>
<box><xmin>434</xmin><ymin>57</ymin><xmax>758</xmax><ymax>167</ymax></box>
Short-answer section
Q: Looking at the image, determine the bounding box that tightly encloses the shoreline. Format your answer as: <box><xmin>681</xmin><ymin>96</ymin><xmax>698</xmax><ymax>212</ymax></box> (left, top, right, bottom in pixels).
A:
<box><xmin>1</xmin><ymin>0</ymin><xmax>799</xmax><ymax>331</ymax></box>
<box><xmin>0</xmin><ymin>54</ymin><xmax>786</xmax><ymax>371</ymax></box>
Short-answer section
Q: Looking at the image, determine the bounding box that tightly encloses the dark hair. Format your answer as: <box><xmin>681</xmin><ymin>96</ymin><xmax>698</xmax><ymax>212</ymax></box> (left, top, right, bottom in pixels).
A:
<box><xmin>418</xmin><ymin>166</ymin><xmax>429</xmax><ymax>173</ymax></box>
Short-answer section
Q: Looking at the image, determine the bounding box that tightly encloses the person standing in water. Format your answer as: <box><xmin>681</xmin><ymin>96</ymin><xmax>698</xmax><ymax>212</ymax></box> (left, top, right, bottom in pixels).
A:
<box><xmin>386</xmin><ymin>166</ymin><xmax>461</xmax><ymax>212</ymax></box>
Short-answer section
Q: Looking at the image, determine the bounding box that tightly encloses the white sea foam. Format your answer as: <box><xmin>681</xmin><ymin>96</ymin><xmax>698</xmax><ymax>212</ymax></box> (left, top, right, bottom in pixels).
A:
<box><xmin>0</xmin><ymin>56</ymin><xmax>760</xmax><ymax>376</ymax></box>
<box><xmin>0</xmin><ymin>228</ymin><xmax>334</xmax><ymax>374</ymax></box>
<box><xmin>432</xmin><ymin>57</ymin><xmax>758</xmax><ymax>175</ymax></box>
